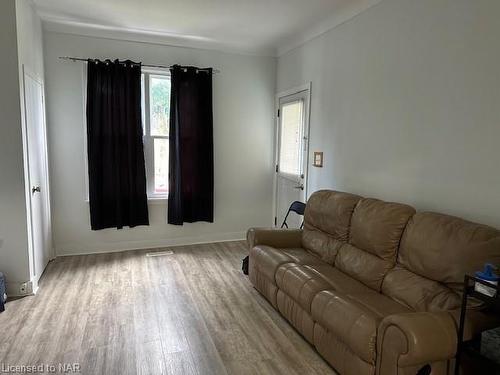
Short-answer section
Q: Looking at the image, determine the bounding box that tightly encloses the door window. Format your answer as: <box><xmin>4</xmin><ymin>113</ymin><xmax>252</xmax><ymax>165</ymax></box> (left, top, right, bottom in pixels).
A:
<box><xmin>279</xmin><ymin>100</ymin><xmax>304</xmax><ymax>176</ymax></box>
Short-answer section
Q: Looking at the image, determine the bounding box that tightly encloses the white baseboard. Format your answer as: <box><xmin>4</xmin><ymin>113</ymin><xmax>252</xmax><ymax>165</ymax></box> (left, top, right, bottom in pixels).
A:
<box><xmin>56</xmin><ymin>231</ymin><xmax>247</xmax><ymax>257</ymax></box>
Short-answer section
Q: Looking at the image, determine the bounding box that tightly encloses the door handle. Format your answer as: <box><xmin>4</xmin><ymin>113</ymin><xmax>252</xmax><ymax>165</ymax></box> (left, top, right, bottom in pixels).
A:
<box><xmin>293</xmin><ymin>184</ymin><xmax>304</xmax><ymax>190</ymax></box>
<box><xmin>32</xmin><ymin>186</ymin><xmax>41</xmax><ymax>194</ymax></box>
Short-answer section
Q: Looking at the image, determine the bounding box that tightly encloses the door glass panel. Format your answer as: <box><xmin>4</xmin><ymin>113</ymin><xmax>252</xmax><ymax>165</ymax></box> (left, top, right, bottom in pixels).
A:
<box><xmin>279</xmin><ymin>100</ymin><xmax>304</xmax><ymax>175</ymax></box>
<box><xmin>154</xmin><ymin>138</ymin><xmax>169</xmax><ymax>194</ymax></box>
<box><xmin>149</xmin><ymin>75</ymin><xmax>171</xmax><ymax>136</ymax></box>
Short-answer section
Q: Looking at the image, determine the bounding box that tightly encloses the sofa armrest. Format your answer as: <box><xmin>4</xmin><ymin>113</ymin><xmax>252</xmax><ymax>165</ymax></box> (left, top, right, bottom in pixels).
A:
<box><xmin>377</xmin><ymin>312</ymin><xmax>457</xmax><ymax>375</ymax></box>
<box><xmin>246</xmin><ymin>228</ymin><xmax>302</xmax><ymax>250</ymax></box>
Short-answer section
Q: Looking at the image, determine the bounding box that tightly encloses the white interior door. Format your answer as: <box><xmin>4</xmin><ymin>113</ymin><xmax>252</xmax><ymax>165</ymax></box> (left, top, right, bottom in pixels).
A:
<box><xmin>275</xmin><ymin>88</ymin><xmax>310</xmax><ymax>229</ymax></box>
<box><xmin>24</xmin><ymin>71</ymin><xmax>51</xmax><ymax>285</ymax></box>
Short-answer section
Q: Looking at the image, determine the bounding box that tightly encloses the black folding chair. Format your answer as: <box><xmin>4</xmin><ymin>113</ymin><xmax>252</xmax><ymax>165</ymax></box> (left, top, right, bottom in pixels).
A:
<box><xmin>242</xmin><ymin>201</ymin><xmax>306</xmax><ymax>276</ymax></box>
<box><xmin>281</xmin><ymin>201</ymin><xmax>306</xmax><ymax>229</ymax></box>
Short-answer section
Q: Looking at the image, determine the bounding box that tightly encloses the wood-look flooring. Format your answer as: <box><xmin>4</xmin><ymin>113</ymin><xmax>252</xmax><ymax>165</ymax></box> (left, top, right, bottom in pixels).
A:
<box><xmin>0</xmin><ymin>241</ymin><xmax>335</xmax><ymax>375</ymax></box>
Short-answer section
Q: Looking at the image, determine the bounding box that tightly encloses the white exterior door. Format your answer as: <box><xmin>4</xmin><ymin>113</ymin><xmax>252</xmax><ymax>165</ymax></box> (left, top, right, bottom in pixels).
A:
<box><xmin>275</xmin><ymin>88</ymin><xmax>310</xmax><ymax>229</ymax></box>
<box><xmin>23</xmin><ymin>71</ymin><xmax>51</xmax><ymax>288</ymax></box>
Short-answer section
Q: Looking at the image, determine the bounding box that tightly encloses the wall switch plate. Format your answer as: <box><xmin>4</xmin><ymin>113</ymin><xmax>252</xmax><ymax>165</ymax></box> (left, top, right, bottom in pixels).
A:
<box><xmin>313</xmin><ymin>151</ymin><xmax>324</xmax><ymax>167</ymax></box>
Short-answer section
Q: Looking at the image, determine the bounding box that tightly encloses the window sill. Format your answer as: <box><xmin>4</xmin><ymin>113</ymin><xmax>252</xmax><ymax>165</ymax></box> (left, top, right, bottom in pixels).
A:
<box><xmin>148</xmin><ymin>196</ymin><xmax>168</xmax><ymax>205</ymax></box>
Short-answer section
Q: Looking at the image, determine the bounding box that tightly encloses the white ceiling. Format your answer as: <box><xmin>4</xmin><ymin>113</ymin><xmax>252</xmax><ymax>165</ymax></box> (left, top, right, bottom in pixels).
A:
<box><xmin>34</xmin><ymin>0</ymin><xmax>381</xmax><ymax>56</ymax></box>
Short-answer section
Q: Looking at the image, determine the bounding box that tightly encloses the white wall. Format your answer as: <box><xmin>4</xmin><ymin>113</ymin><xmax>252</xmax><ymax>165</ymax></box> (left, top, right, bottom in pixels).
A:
<box><xmin>0</xmin><ymin>0</ymin><xmax>46</xmax><ymax>295</ymax></box>
<box><xmin>0</xmin><ymin>0</ymin><xmax>30</xmax><ymax>294</ymax></box>
<box><xmin>278</xmin><ymin>0</ymin><xmax>500</xmax><ymax>228</ymax></box>
<box><xmin>16</xmin><ymin>0</ymin><xmax>45</xmax><ymax>80</ymax></box>
<box><xmin>44</xmin><ymin>31</ymin><xmax>276</xmax><ymax>255</ymax></box>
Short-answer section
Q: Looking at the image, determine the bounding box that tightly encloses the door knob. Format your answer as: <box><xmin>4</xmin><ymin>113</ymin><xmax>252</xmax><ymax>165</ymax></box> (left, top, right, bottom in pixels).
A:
<box><xmin>293</xmin><ymin>184</ymin><xmax>304</xmax><ymax>190</ymax></box>
<box><xmin>32</xmin><ymin>186</ymin><xmax>41</xmax><ymax>194</ymax></box>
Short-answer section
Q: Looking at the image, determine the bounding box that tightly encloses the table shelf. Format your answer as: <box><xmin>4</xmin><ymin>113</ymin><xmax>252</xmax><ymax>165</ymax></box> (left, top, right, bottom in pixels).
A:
<box><xmin>455</xmin><ymin>275</ymin><xmax>500</xmax><ymax>375</ymax></box>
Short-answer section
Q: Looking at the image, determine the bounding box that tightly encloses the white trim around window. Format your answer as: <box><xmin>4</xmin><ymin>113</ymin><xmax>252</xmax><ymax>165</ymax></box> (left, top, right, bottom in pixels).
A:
<box><xmin>142</xmin><ymin>69</ymin><xmax>171</xmax><ymax>200</ymax></box>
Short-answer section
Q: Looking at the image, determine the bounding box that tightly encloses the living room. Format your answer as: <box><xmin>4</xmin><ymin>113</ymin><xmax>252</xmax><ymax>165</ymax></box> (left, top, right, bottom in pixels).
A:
<box><xmin>0</xmin><ymin>0</ymin><xmax>499</xmax><ymax>374</ymax></box>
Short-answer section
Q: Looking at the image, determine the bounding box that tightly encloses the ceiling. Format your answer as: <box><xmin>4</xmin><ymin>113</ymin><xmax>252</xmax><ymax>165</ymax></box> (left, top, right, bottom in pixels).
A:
<box><xmin>34</xmin><ymin>0</ymin><xmax>381</xmax><ymax>56</ymax></box>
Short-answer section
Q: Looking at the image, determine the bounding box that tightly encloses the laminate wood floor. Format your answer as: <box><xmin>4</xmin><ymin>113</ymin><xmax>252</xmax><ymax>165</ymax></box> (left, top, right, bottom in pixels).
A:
<box><xmin>0</xmin><ymin>241</ymin><xmax>335</xmax><ymax>375</ymax></box>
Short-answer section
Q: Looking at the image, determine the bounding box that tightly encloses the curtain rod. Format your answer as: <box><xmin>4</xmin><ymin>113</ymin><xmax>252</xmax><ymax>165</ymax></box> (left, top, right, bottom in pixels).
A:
<box><xmin>58</xmin><ymin>56</ymin><xmax>220</xmax><ymax>74</ymax></box>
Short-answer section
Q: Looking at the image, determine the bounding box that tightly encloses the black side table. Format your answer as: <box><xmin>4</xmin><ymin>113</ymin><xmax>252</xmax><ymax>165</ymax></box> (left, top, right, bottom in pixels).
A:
<box><xmin>455</xmin><ymin>275</ymin><xmax>500</xmax><ymax>375</ymax></box>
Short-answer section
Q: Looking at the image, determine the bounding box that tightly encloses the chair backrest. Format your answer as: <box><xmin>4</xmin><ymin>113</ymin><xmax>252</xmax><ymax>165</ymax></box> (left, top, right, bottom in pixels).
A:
<box><xmin>281</xmin><ymin>201</ymin><xmax>306</xmax><ymax>229</ymax></box>
<box><xmin>289</xmin><ymin>201</ymin><xmax>306</xmax><ymax>215</ymax></box>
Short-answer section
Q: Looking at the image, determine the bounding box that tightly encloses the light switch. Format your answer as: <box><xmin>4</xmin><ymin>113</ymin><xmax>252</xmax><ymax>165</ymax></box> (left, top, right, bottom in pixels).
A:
<box><xmin>313</xmin><ymin>152</ymin><xmax>323</xmax><ymax>167</ymax></box>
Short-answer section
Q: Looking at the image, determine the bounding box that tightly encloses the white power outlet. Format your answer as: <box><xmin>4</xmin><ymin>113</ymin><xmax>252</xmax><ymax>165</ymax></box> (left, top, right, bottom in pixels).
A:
<box><xmin>19</xmin><ymin>282</ymin><xmax>28</xmax><ymax>294</ymax></box>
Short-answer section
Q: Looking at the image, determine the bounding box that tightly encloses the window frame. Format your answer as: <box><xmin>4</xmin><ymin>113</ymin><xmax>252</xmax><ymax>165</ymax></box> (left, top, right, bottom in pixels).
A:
<box><xmin>277</xmin><ymin>99</ymin><xmax>305</xmax><ymax>178</ymax></box>
<box><xmin>142</xmin><ymin>68</ymin><xmax>171</xmax><ymax>200</ymax></box>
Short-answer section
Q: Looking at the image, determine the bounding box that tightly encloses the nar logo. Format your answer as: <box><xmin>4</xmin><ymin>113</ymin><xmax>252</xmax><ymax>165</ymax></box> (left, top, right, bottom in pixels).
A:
<box><xmin>58</xmin><ymin>363</ymin><xmax>81</xmax><ymax>373</ymax></box>
<box><xmin>0</xmin><ymin>363</ymin><xmax>82</xmax><ymax>373</ymax></box>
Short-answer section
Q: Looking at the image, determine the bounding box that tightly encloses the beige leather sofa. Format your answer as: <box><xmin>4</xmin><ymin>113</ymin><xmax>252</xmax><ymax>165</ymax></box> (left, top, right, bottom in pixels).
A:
<box><xmin>248</xmin><ymin>190</ymin><xmax>500</xmax><ymax>375</ymax></box>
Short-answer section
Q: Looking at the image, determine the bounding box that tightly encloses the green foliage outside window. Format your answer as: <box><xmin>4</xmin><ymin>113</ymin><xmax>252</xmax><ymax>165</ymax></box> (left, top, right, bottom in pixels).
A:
<box><xmin>151</xmin><ymin>77</ymin><xmax>171</xmax><ymax>136</ymax></box>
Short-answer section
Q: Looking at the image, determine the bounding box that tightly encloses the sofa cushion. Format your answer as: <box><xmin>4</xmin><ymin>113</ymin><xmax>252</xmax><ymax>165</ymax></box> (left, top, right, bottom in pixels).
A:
<box><xmin>249</xmin><ymin>245</ymin><xmax>323</xmax><ymax>282</ymax></box>
<box><xmin>280</xmin><ymin>248</ymin><xmax>325</xmax><ymax>265</ymax></box>
<box><xmin>312</xmin><ymin>290</ymin><xmax>410</xmax><ymax>364</ymax></box>
<box><xmin>301</xmin><ymin>229</ymin><xmax>344</xmax><ymax>266</ymax></box>
<box><xmin>276</xmin><ymin>290</ymin><xmax>315</xmax><ymax>343</ymax></box>
<box><xmin>275</xmin><ymin>263</ymin><xmax>374</xmax><ymax>313</ymax></box>
<box><xmin>398</xmin><ymin>212</ymin><xmax>500</xmax><ymax>290</ymax></box>
<box><xmin>302</xmin><ymin>190</ymin><xmax>362</xmax><ymax>264</ymax></box>
<box><xmin>250</xmin><ymin>245</ymin><xmax>294</xmax><ymax>282</ymax></box>
<box><xmin>303</xmin><ymin>264</ymin><xmax>373</xmax><ymax>294</ymax></box>
<box><xmin>335</xmin><ymin>244</ymin><xmax>395</xmax><ymax>291</ymax></box>
<box><xmin>346</xmin><ymin>292</ymin><xmax>412</xmax><ymax>317</ymax></box>
<box><xmin>314</xmin><ymin>324</ymin><xmax>375</xmax><ymax>375</ymax></box>
<box><xmin>249</xmin><ymin>266</ymin><xmax>280</xmax><ymax>308</ymax></box>
<box><xmin>335</xmin><ymin>198</ymin><xmax>415</xmax><ymax>291</ymax></box>
<box><xmin>382</xmin><ymin>266</ymin><xmax>461</xmax><ymax>312</ymax></box>
<box><xmin>349</xmin><ymin>198</ymin><xmax>416</xmax><ymax>261</ymax></box>
<box><xmin>275</xmin><ymin>263</ymin><xmax>332</xmax><ymax>313</ymax></box>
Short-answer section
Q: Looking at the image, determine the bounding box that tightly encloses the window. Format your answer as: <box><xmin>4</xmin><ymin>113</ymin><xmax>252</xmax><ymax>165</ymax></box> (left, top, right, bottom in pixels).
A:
<box><xmin>279</xmin><ymin>100</ymin><xmax>304</xmax><ymax>176</ymax></box>
<box><xmin>83</xmin><ymin>67</ymin><xmax>171</xmax><ymax>201</ymax></box>
<box><xmin>142</xmin><ymin>70</ymin><xmax>171</xmax><ymax>199</ymax></box>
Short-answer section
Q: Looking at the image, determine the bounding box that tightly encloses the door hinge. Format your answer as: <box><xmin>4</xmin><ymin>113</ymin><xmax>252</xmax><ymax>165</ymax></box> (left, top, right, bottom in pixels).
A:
<box><xmin>277</xmin><ymin>109</ymin><xmax>280</xmax><ymax>118</ymax></box>
<box><xmin>274</xmin><ymin>217</ymin><xmax>277</xmax><ymax>226</ymax></box>
<box><xmin>275</xmin><ymin>164</ymin><xmax>279</xmax><ymax>173</ymax></box>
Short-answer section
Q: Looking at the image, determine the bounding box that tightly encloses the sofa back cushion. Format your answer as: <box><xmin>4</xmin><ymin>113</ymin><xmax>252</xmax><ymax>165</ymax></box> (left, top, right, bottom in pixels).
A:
<box><xmin>335</xmin><ymin>198</ymin><xmax>416</xmax><ymax>291</ymax></box>
<box><xmin>381</xmin><ymin>266</ymin><xmax>462</xmax><ymax>311</ymax></box>
<box><xmin>302</xmin><ymin>190</ymin><xmax>362</xmax><ymax>264</ymax></box>
<box><xmin>382</xmin><ymin>212</ymin><xmax>500</xmax><ymax>311</ymax></box>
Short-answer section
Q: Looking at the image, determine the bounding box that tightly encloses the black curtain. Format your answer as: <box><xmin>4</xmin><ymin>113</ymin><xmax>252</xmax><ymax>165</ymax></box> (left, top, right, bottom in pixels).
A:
<box><xmin>168</xmin><ymin>65</ymin><xmax>214</xmax><ymax>225</ymax></box>
<box><xmin>86</xmin><ymin>59</ymin><xmax>149</xmax><ymax>230</ymax></box>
